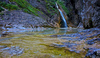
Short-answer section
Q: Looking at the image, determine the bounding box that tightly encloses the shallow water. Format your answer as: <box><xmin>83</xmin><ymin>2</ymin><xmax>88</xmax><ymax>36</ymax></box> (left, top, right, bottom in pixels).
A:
<box><xmin>0</xmin><ymin>28</ymin><xmax>86</xmax><ymax>58</ymax></box>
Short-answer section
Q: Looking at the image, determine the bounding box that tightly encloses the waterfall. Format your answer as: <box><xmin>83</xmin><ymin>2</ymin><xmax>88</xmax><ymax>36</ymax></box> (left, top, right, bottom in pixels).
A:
<box><xmin>56</xmin><ymin>3</ymin><xmax>67</xmax><ymax>28</ymax></box>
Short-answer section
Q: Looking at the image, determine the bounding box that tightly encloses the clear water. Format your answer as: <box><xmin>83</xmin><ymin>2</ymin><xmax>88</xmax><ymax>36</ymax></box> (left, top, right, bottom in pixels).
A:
<box><xmin>0</xmin><ymin>28</ymin><xmax>86</xmax><ymax>58</ymax></box>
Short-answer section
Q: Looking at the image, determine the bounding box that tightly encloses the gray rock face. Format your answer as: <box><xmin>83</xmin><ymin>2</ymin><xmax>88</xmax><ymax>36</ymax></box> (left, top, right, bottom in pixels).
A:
<box><xmin>0</xmin><ymin>46</ymin><xmax>24</xmax><ymax>56</ymax></box>
<box><xmin>81</xmin><ymin>0</ymin><xmax>100</xmax><ymax>28</ymax></box>
<box><xmin>26</xmin><ymin>0</ymin><xmax>60</xmax><ymax>27</ymax></box>
<box><xmin>0</xmin><ymin>10</ymin><xmax>48</xmax><ymax>28</ymax></box>
<box><xmin>65</xmin><ymin>0</ymin><xmax>100</xmax><ymax>28</ymax></box>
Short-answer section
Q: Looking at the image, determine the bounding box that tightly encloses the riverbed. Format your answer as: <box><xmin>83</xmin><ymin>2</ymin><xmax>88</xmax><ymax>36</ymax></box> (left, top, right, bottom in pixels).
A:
<box><xmin>0</xmin><ymin>27</ymin><xmax>100</xmax><ymax>58</ymax></box>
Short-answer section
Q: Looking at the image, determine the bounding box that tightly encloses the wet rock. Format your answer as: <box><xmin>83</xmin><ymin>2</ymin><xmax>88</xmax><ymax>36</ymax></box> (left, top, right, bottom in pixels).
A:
<box><xmin>50</xmin><ymin>28</ymin><xmax>100</xmax><ymax>54</ymax></box>
<box><xmin>0</xmin><ymin>46</ymin><xmax>24</xmax><ymax>56</ymax></box>
<box><xmin>50</xmin><ymin>43</ymin><xmax>65</xmax><ymax>48</ymax></box>
<box><xmin>54</xmin><ymin>28</ymin><xmax>100</xmax><ymax>41</ymax></box>
<box><xmin>85</xmin><ymin>48</ymin><xmax>100</xmax><ymax>58</ymax></box>
<box><xmin>50</xmin><ymin>42</ymin><xmax>80</xmax><ymax>53</ymax></box>
<box><xmin>1</xmin><ymin>33</ymin><xmax>9</xmax><ymax>37</ymax></box>
<box><xmin>86</xmin><ymin>38</ymin><xmax>100</xmax><ymax>45</ymax></box>
<box><xmin>62</xmin><ymin>42</ymin><xmax>79</xmax><ymax>48</ymax></box>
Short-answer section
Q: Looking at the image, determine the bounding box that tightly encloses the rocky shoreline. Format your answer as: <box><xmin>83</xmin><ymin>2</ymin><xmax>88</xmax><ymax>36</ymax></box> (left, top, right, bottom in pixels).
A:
<box><xmin>50</xmin><ymin>28</ymin><xmax>100</xmax><ymax>58</ymax></box>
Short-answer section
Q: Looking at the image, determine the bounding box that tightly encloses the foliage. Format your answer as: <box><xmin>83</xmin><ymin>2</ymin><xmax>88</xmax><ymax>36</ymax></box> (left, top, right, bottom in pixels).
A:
<box><xmin>57</xmin><ymin>0</ymin><xmax>69</xmax><ymax>14</ymax></box>
<box><xmin>0</xmin><ymin>6</ymin><xmax>4</xmax><ymax>12</ymax></box>
<box><xmin>45</xmin><ymin>0</ymin><xmax>58</xmax><ymax>15</ymax></box>
<box><xmin>0</xmin><ymin>1</ymin><xmax>19</xmax><ymax>11</ymax></box>
<box><xmin>10</xmin><ymin>0</ymin><xmax>41</xmax><ymax>16</ymax></box>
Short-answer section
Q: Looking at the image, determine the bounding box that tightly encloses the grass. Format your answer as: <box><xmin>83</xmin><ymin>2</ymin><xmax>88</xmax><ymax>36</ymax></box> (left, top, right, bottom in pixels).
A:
<box><xmin>10</xmin><ymin>0</ymin><xmax>42</xmax><ymax>16</ymax></box>
<box><xmin>0</xmin><ymin>1</ymin><xmax>19</xmax><ymax>12</ymax></box>
<box><xmin>57</xmin><ymin>0</ymin><xmax>69</xmax><ymax>14</ymax></box>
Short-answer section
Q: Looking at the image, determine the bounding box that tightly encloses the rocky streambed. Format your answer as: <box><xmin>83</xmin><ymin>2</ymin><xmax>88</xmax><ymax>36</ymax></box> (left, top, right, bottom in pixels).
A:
<box><xmin>0</xmin><ymin>27</ymin><xmax>100</xmax><ymax>58</ymax></box>
<box><xmin>50</xmin><ymin>28</ymin><xmax>100</xmax><ymax>58</ymax></box>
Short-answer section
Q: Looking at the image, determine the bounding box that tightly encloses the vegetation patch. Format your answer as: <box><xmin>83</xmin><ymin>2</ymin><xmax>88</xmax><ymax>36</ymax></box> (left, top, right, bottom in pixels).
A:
<box><xmin>10</xmin><ymin>0</ymin><xmax>43</xmax><ymax>16</ymax></box>
<box><xmin>45</xmin><ymin>0</ymin><xmax>58</xmax><ymax>15</ymax></box>
<box><xmin>0</xmin><ymin>1</ymin><xmax>19</xmax><ymax>12</ymax></box>
<box><xmin>0</xmin><ymin>6</ymin><xmax>4</xmax><ymax>12</ymax></box>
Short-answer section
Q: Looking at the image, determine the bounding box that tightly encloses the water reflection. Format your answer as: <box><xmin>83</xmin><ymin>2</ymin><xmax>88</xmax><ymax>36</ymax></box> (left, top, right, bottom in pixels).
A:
<box><xmin>0</xmin><ymin>27</ymin><xmax>79</xmax><ymax>37</ymax></box>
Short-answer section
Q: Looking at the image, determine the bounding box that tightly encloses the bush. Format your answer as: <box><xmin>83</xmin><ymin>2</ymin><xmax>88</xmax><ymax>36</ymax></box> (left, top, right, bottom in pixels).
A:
<box><xmin>0</xmin><ymin>1</ymin><xmax>19</xmax><ymax>11</ymax></box>
<box><xmin>0</xmin><ymin>6</ymin><xmax>4</xmax><ymax>12</ymax></box>
<box><xmin>0</xmin><ymin>2</ymin><xmax>6</xmax><ymax>7</ymax></box>
<box><xmin>5</xmin><ymin>4</ymin><xmax>19</xmax><ymax>10</ymax></box>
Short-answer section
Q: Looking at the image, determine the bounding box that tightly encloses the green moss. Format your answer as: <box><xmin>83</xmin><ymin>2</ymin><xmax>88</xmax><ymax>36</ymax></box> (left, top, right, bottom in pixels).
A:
<box><xmin>10</xmin><ymin>0</ymin><xmax>42</xmax><ymax>16</ymax></box>
<box><xmin>57</xmin><ymin>0</ymin><xmax>69</xmax><ymax>14</ymax></box>
<box><xmin>0</xmin><ymin>1</ymin><xmax>19</xmax><ymax>11</ymax></box>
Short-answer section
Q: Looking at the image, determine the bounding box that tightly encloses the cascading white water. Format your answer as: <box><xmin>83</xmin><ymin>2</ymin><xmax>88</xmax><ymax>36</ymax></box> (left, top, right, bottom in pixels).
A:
<box><xmin>58</xmin><ymin>9</ymin><xmax>67</xmax><ymax>28</ymax></box>
<box><xmin>56</xmin><ymin>3</ymin><xmax>67</xmax><ymax>28</ymax></box>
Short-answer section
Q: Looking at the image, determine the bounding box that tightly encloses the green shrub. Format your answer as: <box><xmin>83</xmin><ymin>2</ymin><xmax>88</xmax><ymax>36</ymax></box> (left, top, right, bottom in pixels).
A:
<box><xmin>10</xmin><ymin>0</ymin><xmax>41</xmax><ymax>16</ymax></box>
<box><xmin>0</xmin><ymin>2</ymin><xmax>6</xmax><ymax>7</ymax></box>
<box><xmin>0</xmin><ymin>6</ymin><xmax>4</xmax><ymax>12</ymax></box>
<box><xmin>0</xmin><ymin>1</ymin><xmax>19</xmax><ymax>11</ymax></box>
<box><xmin>5</xmin><ymin>4</ymin><xmax>19</xmax><ymax>10</ymax></box>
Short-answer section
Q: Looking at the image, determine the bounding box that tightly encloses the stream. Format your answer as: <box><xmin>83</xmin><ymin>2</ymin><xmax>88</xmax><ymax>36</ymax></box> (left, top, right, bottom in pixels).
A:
<box><xmin>0</xmin><ymin>27</ymin><xmax>100</xmax><ymax>58</ymax></box>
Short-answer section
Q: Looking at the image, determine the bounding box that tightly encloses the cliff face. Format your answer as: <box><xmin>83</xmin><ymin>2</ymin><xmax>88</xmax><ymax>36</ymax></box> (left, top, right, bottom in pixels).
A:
<box><xmin>65</xmin><ymin>0</ymin><xmax>100</xmax><ymax>28</ymax></box>
<box><xmin>0</xmin><ymin>0</ymin><xmax>100</xmax><ymax>29</ymax></box>
<box><xmin>0</xmin><ymin>0</ymin><xmax>60</xmax><ymax>28</ymax></box>
<box><xmin>80</xmin><ymin>0</ymin><xmax>100</xmax><ymax>28</ymax></box>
